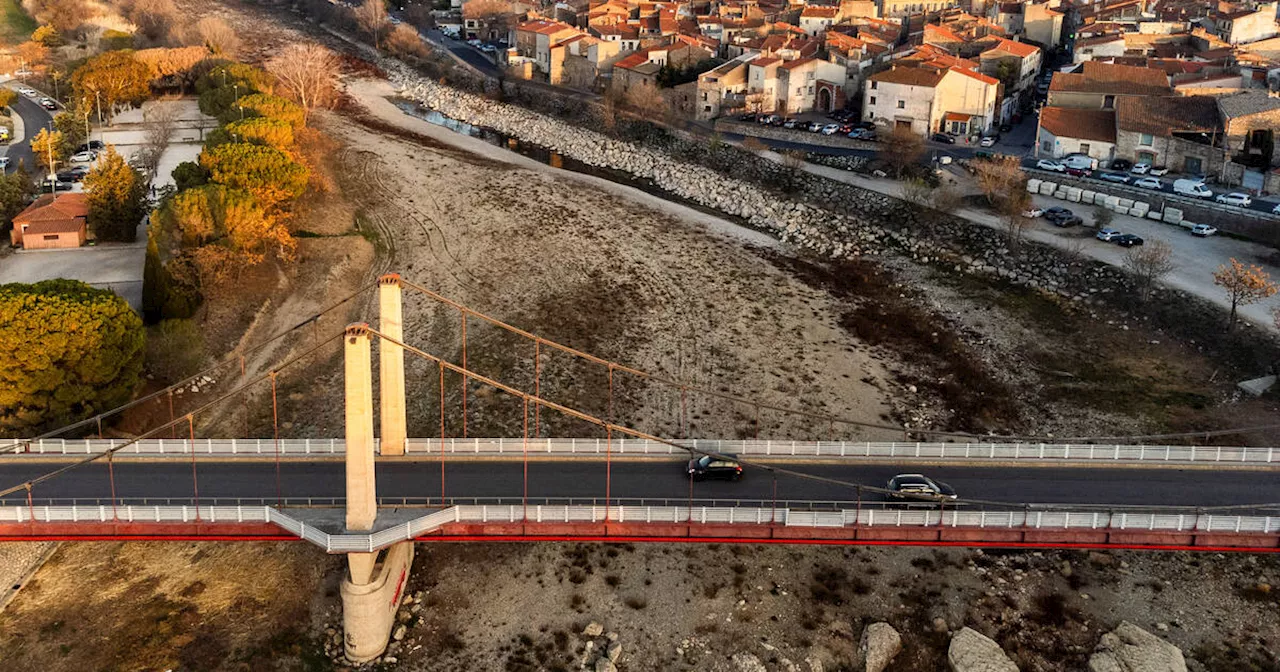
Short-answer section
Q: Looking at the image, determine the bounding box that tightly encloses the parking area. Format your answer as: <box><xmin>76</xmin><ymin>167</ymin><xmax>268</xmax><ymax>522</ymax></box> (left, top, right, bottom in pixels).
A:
<box><xmin>0</xmin><ymin>221</ymin><xmax>147</xmax><ymax>311</ymax></box>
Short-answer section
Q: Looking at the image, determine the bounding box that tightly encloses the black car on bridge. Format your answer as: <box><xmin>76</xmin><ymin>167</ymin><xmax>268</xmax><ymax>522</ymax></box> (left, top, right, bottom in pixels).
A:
<box><xmin>687</xmin><ymin>454</ymin><xmax>743</xmax><ymax>481</ymax></box>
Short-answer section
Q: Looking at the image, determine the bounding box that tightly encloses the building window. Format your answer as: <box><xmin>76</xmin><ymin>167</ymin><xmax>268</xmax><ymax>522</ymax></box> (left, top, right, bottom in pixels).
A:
<box><xmin>870</xmin><ymin>81</ymin><xmax>877</xmax><ymax>89</ymax></box>
<box><xmin>1139</xmin><ymin>133</ymin><xmax>1153</xmax><ymax>146</ymax></box>
<box><xmin>1103</xmin><ymin>95</ymin><xmax>1115</xmax><ymax>109</ymax></box>
<box><xmin>896</xmin><ymin>100</ymin><xmax>905</xmax><ymax>109</ymax></box>
<box><xmin>1042</xmin><ymin>139</ymin><xmax>1052</xmax><ymax>152</ymax></box>
<box><xmin>869</xmin><ymin>95</ymin><xmax>877</xmax><ymax>105</ymax></box>
<box><xmin>43</xmin><ymin>234</ymin><xmax>59</xmax><ymax>241</ymax></box>
<box><xmin>1079</xmin><ymin>142</ymin><xmax>1091</xmax><ymax>155</ymax></box>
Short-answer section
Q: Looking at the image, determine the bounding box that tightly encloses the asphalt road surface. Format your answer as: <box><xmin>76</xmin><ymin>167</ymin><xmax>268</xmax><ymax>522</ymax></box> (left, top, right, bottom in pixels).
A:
<box><xmin>3</xmin><ymin>460</ymin><xmax>1278</xmax><ymax>510</ymax></box>
<box><xmin>3</xmin><ymin>86</ymin><xmax>53</xmax><ymax>175</ymax></box>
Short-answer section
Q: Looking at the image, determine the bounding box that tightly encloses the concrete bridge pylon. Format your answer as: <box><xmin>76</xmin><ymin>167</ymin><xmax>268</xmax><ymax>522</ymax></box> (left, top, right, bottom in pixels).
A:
<box><xmin>340</xmin><ymin>319</ymin><xmax>414</xmax><ymax>663</ymax></box>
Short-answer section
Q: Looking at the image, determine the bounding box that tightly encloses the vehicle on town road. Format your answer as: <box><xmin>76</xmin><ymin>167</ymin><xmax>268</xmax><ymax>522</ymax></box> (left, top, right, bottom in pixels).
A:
<box><xmin>1100</xmin><ymin>172</ymin><xmax>1131</xmax><ymax>183</ymax></box>
<box><xmin>1190</xmin><ymin>224</ymin><xmax>1218</xmax><ymax>237</ymax></box>
<box><xmin>69</xmin><ymin>150</ymin><xmax>97</xmax><ymax>163</ymax></box>
<box><xmin>1023</xmin><ymin>207</ymin><xmax>1044</xmax><ymax>218</ymax></box>
<box><xmin>1036</xmin><ymin>159</ymin><xmax>1065</xmax><ymax>172</ymax></box>
<box><xmin>1149</xmin><ymin>166</ymin><xmax>1169</xmax><ymax>176</ymax></box>
<box><xmin>1173</xmin><ymin>179</ymin><xmax>1213</xmax><ymax>198</ymax></box>
<box><xmin>1096</xmin><ymin>228</ymin><xmax>1123</xmax><ymax>241</ymax></box>
<box><xmin>1215</xmin><ymin>192</ymin><xmax>1252</xmax><ymax>207</ymax></box>
<box><xmin>1130</xmin><ymin>162</ymin><xmax>1151</xmax><ymax>175</ymax></box>
<box><xmin>887</xmin><ymin>474</ymin><xmax>957</xmax><ymax>501</ymax></box>
<box><xmin>1133</xmin><ymin>177</ymin><xmax>1163</xmax><ymax>190</ymax></box>
<box><xmin>932</xmin><ymin>132</ymin><xmax>955</xmax><ymax>144</ymax></box>
<box><xmin>1113</xmin><ymin>234</ymin><xmax>1144</xmax><ymax>247</ymax></box>
<box><xmin>687</xmin><ymin>454</ymin><xmax>743</xmax><ymax>481</ymax></box>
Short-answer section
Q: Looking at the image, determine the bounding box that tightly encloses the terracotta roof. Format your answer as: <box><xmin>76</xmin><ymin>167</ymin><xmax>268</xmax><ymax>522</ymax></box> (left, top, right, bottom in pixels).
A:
<box><xmin>1038</xmin><ymin>106</ymin><xmax>1117</xmax><ymax>143</ymax></box>
<box><xmin>923</xmin><ymin>23</ymin><xmax>964</xmax><ymax>43</ymax></box>
<box><xmin>778</xmin><ymin>56</ymin><xmax>817</xmax><ymax>70</ymax></box>
<box><xmin>1049</xmin><ymin>61</ymin><xmax>1171</xmax><ymax>96</ymax></box>
<box><xmin>944</xmin><ymin>111</ymin><xmax>975</xmax><ymax>121</ymax></box>
<box><xmin>518</xmin><ymin>19</ymin><xmax>578</xmax><ymax>35</ymax></box>
<box><xmin>950</xmin><ymin>66</ymin><xmax>1000</xmax><ymax>86</ymax></box>
<box><xmin>983</xmin><ymin>37</ymin><xmax>1039</xmax><ymax>58</ymax></box>
<box><xmin>1115</xmin><ymin>95</ymin><xmax>1219</xmax><ymax>135</ymax></box>
<box><xmin>869</xmin><ymin>65</ymin><xmax>947</xmax><ymax>86</ymax></box>
<box><xmin>1075</xmin><ymin>34</ymin><xmax>1123</xmax><ymax>48</ymax></box>
<box><xmin>800</xmin><ymin>6</ymin><xmax>838</xmax><ymax>17</ymax></box>
<box><xmin>13</xmin><ymin>193</ymin><xmax>89</xmax><ymax>226</ymax></box>
<box><xmin>751</xmin><ymin>56</ymin><xmax>782</xmax><ymax>66</ymax></box>
<box><xmin>19</xmin><ymin>219</ymin><xmax>84</xmax><ymax>236</ymax></box>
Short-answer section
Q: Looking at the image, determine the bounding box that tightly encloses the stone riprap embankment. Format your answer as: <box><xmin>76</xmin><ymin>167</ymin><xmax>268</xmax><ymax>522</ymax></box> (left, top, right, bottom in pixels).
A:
<box><xmin>385</xmin><ymin>62</ymin><xmax>1139</xmax><ymax>306</ymax></box>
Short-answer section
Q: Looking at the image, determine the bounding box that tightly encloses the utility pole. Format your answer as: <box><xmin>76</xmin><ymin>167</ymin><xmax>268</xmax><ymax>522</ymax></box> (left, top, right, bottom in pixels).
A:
<box><xmin>45</xmin><ymin>122</ymin><xmax>56</xmax><ymax>195</ymax></box>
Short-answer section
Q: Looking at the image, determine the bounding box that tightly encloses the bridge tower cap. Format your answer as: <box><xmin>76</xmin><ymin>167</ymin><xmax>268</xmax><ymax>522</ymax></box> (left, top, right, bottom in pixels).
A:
<box><xmin>345</xmin><ymin>322</ymin><xmax>371</xmax><ymax>339</ymax></box>
<box><xmin>378</xmin><ymin>273</ymin><xmax>402</xmax><ymax>285</ymax></box>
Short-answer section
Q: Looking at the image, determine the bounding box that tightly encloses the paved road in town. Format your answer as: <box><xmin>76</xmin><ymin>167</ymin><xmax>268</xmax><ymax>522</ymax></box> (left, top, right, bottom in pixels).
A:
<box><xmin>2</xmin><ymin>85</ymin><xmax>54</xmax><ymax>175</ymax></box>
<box><xmin>3</xmin><ymin>460</ymin><xmax>1279</xmax><ymax>510</ymax></box>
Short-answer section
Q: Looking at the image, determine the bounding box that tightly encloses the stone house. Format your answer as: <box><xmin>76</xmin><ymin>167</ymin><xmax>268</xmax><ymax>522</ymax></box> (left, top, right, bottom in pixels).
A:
<box><xmin>1072</xmin><ymin>34</ymin><xmax>1125</xmax><ymax>62</ymax></box>
<box><xmin>777</xmin><ymin>57</ymin><xmax>849</xmax><ymax>113</ymax></box>
<box><xmin>1205</xmin><ymin>2</ymin><xmax>1278</xmax><ymax>45</ymax></box>
<box><xmin>1217</xmin><ymin>91</ymin><xmax>1280</xmax><ymax>169</ymax></box>
<box><xmin>1022</xmin><ymin>2</ymin><xmax>1063</xmax><ymax>48</ymax></box>
<box><xmin>9</xmin><ymin>193</ymin><xmax>89</xmax><ymax>250</ymax></box>
<box><xmin>863</xmin><ymin>62</ymin><xmax>1001</xmax><ymax>136</ymax></box>
<box><xmin>687</xmin><ymin>55</ymin><xmax>753</xmax><ymax>119</ymax></box>
<box><xmin>1114</xmin><ymin>95</ymin><xmax>1225</xmax><ymax>176</ymax></box>
<box><xmin>514</xmin><ymin>19</ymin><xmax>584</xmax><ymax>77</ymax></box>
<box><xmin>979</xmin><ymin>36</ymin><xmax>1041</xmax><ymax>93</ymax></box>
<box><xmin>1035</xmin><ymin>107</ymin><xmax>1117</xmax><ymax>162</ymax></box>
<box><xmin>798</xmin><ymin>6</ymin><xmax>839</xmax><ymax>37</ymax></box>
<box><xmin>1047</xmin><ymin>61</ymin><xmax>1172</xmax><ymax>110</ymax></box>
<box><xmin>552</xmin><ymin>34</ymin><xmax>623</xmax><ymax>89</ymax></box>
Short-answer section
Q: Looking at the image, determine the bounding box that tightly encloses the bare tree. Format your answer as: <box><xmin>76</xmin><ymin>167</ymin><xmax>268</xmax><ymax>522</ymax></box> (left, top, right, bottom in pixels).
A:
<box><xmin>267</xmin><ymin>44</ymin><xmax>339</xmax><ymax>126</ymax></box>
<box><xmin>972</xmin><ymin>155</ymin><xmax>1026</xmax><ymax>206</ymax></box>
<box><xmin>740</xmin><ymin>136</ymin><xmax>767</xmax><ymax>154</ymax></box>
<box><xmin>194</xmin><ymin>17</ymin><xmax>241</xmax><ymax>57</ymax></box>
<box><xmin>781</xmin><ymin>149</ymin><xmax>807</xmax><ymax>193</ymax></box>
<box><xmin>124</xmin><ymin>0</ymin><xmax>180</xmax><ymax>44</ymax></box>
<box><xmin>137</xmin><ymin>102</ymin><xmax>181</xmax><ymax>176</ymax></box>
<box><xmin>625</xmin><ymin>84</ymin><xmax>667</xmax><ymax>122</ymax></box>
<box><xmin>386</xmin><ymin>23</ymin><xmax>429</xmax><ymax>58</ymax></box>
<box><xmin>879</xmin><ymin>125</ymin><xmax>924</xmax><ymax>178</ymax></box>
<box><xmin>1000</xmin><ymin>189</ymin><xmax>1033</xmax><ymax>250</ymax></box>
<box><xmin>1122</xmin><ymin>239</ymin><xmax>1176</xmax><ymax>301</ymax></box>
<box><xmin>354</xmin><ymin>0</ymin><xmax>390</xmax><ymax>50</ymax></box>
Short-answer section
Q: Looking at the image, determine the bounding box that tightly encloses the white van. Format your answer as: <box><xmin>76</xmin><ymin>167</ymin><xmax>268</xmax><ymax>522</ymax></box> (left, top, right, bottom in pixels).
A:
<box><xmin>1062</xmin><ymin>154</ymin><xmax>1097</xmax><ymax>171</ymax></box>
<box><xmin>1173</xmin><ymin>179</ymin><xmax>1213</xmax><ymax>199</ymax></box>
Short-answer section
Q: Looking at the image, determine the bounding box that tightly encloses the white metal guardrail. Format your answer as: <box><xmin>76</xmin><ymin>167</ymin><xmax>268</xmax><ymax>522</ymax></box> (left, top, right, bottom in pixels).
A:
<box><xmin>2</xmin><ymin>504</ymin><xmax>1278</xmax><ymax>552</ymax></box>
<box><xmin>9</xmin><ymin>437</ymin><xmax>1279</xmax><ymax>465</ymax></box>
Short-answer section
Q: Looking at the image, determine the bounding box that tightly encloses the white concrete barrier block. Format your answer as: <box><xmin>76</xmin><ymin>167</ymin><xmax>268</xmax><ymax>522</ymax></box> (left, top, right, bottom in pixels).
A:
<box><xmin>1130</xmin><ymin>202</ymin><xmax>1150</xmax><ymax>217</ymax></box>
<box><xmin>1163</xmin><ymin>211</ymin><xmax>1183</xmax><ymax>224</ymax></box>
<box><xmin>1093</xmin><ymin>193</ymin><xmax>1109</xmax><ymax>205</ymax></box>
<box><xmin>1081</xmin><ymin>190</ymin><xmax>1096</xmax><ymax>202</ymax></box>
<box><xmin>1039</xmin><ymin>182</ymin><xmax>1057</xmax><ymax>195</ymax></box>
<box><xmin>1067</xmin><ymin>188</ymin><xmax>1082</xmax><ymax>202</ymax></box>
<box><xmin>1147</xmin><ymin>210</ymin><xmax>1163</xmax><ymax>220</ymax></box>
<box><xmin>1027</xmin><ymin>178</ymin><xmax>1041</xmax><ymax>192</ymax></box>
<box><xmin>1118</xmin><ymin>198</ymin><xmax>1134</xmax><ymax>209</ymax></box>
<box><xmin>1114</xmin><ymin>206</ymin><xmax>1130</xmax><ymax>216</ymax></box>
<box><xmin>1054</xmin><ymin>189</ymin><xmax>1069</xmax><ymax>200</ymax></box>
<box><xmin>1166</xmin><ymin>207</ymin><xmax>1182</xmax><ymax>219</ymax></box>
<box><xmin>1105</xmin><ymin>195</ymin><xmax>1120</xmax><ymax>208</ymax></box>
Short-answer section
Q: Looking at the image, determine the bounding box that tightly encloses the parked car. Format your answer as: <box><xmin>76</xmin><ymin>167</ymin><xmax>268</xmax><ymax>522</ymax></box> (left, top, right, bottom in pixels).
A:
<box><xmin>848</xmin><ymin>128</ymin><xmax>876</xmax><ymax>141</ymax></box>
<box><xmin>39</xmin><ymin>98</ymin><xmax>56</xmax><ymax>110</ymax></box>
<box><xmin>1190</xmin><ymin>224</ymin><xmax>1218</xmax><ymax>237</ymax></box>
<box><xmin>41</xmin><ymin>177</ymin><xmax>73</xmax><ymax>191</ymax></box>
<box><xmin>1273</xmin><ymin>203</ymin><xmax>1280</xmax><ymax>215</ymax></box>
<box><xmin>64</xmin><ymin>165</ymin><xmax>89</xmax><ymax>180</ymax></box>
<box><xmin>1133</xmin><ymin>177</ymin><xmax>1163</xmax><ymax>190</ymax></box>
<box><xmin>1113</xmin><ymin>234</ymin><xmax>1144</xmax><ymax>247</ymax></box>
<box><xmin>821</xmin><ymin>124</ymin><xmax>842</xmax><ymax>135</ymax></box>
<box><xmin>1130</xmin><ymin>162</ymin><xmax>1151</xmax><ymax>175</ymax></box>
<box><xmin>1054</xmin><ymin>215</ymin><xmax>1083</xmax><ymax>227</ymax></box>
<box><xmin>1110</xmin><ymin>158</ymin><xmax>1133</xmax><ymax>171</ymax></box>
<box><xmin>1099</xmin><ymin>172</ymin><xmax>1130</xmax><ymax>184</ymax></box>
<box><xmin>1065</xmin><ymin>167</ymin><xmax>1092</xmax><ymax>178</ymax></box>
<box><xmin>979</xmin><ymin>135</ymin><xmax>998</xmax><ymax>147</ymax></box>
<box><xmin>1149</xmin><ymin>166</ymin><xmax>1169</xmax><ymax>176</ymax></box>
<box><xmin>1096</xmin><ymin>228</ymin><xmax>1123</xmax><ymax>241</ymax></box>
<box><xmin>1044</xmin><ymin>206</ymin><xmax>1073</xmax><ymax>221</ymax></box>
<box><xmin>931</xmin><ymin>132</ymin><xmax>955</xmax><ymax>144</ymax></box>
<box><xmin>69</xmin><ymin>150</ymin><xmax>97</xmax><ymax>163</ymax></box>
<box><xmin>686</xmin><ymin>454</ymin><xmax>743</xmax><ymax>481</ymax></box>
<box><xmin>1062</xmin><ymin>154</ymin><xmax>1097</xmax><ymax>171</ymax></box>
<box><xmin>999</xmin><ymin>123</ymin><xmax>1013</xmax><ymax>133</ymax></box>
<box><xmin>782</xmin><ymin>118</ymin><xmax>800</xmax><ymax>129</ymax></box>
<box><xmin>1173</xmin><ymin>179</ymin><xmax>1213</xmax><ymax>199</ymax></box>
<box><xmin>1036</xmin><ymin>159</ymin><xmax>1066</xmax><ymax>172</ymax></box>
<box><xmin>76</xmin><ymin>140</ymin><xmax>104</xmax><ymax>152</ymax></box>
<box><xmin>1023</xmin><ymin>207</ymin><xmax>1044</xmax><ymax>218</ymax></box>
<box><xmin>807</xmin><ymin>121</ymin><xmax>825</xmax><ymax>132</ymax></box>
<box><xmin>1215</xmin><ymin>192</ymin><xmax>1252</xmax><ymax>207</ymax></box>
<box><xmin>886</xmin><ymin>474</ymin><xmax>957</xmax><ymax>501</ymax></box>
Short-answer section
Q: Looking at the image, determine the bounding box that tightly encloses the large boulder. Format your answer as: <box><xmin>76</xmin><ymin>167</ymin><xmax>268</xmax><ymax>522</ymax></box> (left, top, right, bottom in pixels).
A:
<box><xmin>1089</xmin><ymin>622</ymin><xmax>1187</xmax><ymax>672</ymax></box>
<box><xmin>857</xmin><ymin>622</ymin><xmax>902</xmax><ymax>672</ymax></box>
<box><xmin>948</xmin><ymin>627</ymin><xmax>1019</xmax><ymax>672</ymax></box>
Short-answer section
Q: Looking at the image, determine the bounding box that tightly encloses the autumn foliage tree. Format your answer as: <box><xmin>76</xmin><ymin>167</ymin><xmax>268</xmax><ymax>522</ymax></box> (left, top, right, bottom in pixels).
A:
<box><xmin>1213</xmin><ymin>258</ymin><xmax>1278</xmax><ymax>331</ymax></box>
<box><xmin>199</xmin><ymin>142</ymin><xmax>309</xmax><ymax>210</ymax></box>
<box><xmin>72</xmin><ymin>51</ymin><xmax>153</xmax><ymax>124</ymax></box>
<box><xmin>196</xmin><ymin>63</ymin><xmax>275</xmax><ymax>118</ymax></box>
<box><xmin>387</xmin><ymin>24</ymin><xmax>429</xmax><ymax>58</ymax></box>
<box><xmin>84</xmin><ymin>147</ymin><xmax>147</xmax><ymax>242</ymax></box>
<box><xmin>208</xmin><ymin>117</ymin><xmax>294</xmax><ymax>150</ymax></box>
<box><xmin>156</xmin><ymin>184</ymin><xmax>294</xmax><ymax>282</ymax></box>
<box><xmin>0</xmin><ymin>279</ymin><xmax>144</xmax><ymax>435</ymax></box>
<box><xmin>225</xmin><ymin>93</ymin><xmax>305</xmax><ymax>129</ymax></box>
<box><xmin>29</xmin><ymin>127</ymin><xmax>66</xmax><ymax>172</ymax></box>
<box><xmin>134</xmin><ymin>46</ymin><xmax>211</xmax><ymax>92</ymax></box>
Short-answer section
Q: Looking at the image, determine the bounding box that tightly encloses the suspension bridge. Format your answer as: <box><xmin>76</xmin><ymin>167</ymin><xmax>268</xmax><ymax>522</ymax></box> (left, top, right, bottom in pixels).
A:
<box><xmin>2</xmin><ymin>273</ymin><xmax>1278</xmax><ymax>661</ymax></box>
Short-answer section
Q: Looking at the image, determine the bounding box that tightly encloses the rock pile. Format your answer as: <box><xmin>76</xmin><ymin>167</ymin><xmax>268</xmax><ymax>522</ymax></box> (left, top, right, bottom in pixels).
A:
<box><xmin>1089</xmin><ymin>622</ymin><xmax>1188</xmax><ymax>672</ymax></box>
<box><xmin>948</xmin><ymin>627</ymin><xmax>1020</xmax><ymax>672</ymax></box>
<box><xmin>580</xmin><ymin>621</ymin><xmax>625</xmax><ymax>671</ymax></box>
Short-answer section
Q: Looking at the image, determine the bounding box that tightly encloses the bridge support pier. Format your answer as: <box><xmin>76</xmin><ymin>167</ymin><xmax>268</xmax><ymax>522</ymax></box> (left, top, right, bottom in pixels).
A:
<box><xmin>378</xmin><ymin>274</ymin><xmax>407</xmax><ymax>456</ymax></box>
<box><xmin>341</xmin><ymin>541</ymin><xmax>415</xmax><ymax>663</ymax></box>
<box><xmin>341</xmin><ymin>323</ymin><xmax>415</xmax><ymax>663</ymax></box>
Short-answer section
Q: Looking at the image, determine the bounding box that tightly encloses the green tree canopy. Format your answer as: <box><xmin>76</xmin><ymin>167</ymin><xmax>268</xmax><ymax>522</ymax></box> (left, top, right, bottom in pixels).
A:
<box><xmin>206</xmin><ymin>116</ymin><xmax>294</xmax><ymax>150</ymax></box>
<box><xmin>195</xmin><ymin>62</ymin><xmax>274</xmax><ymax>95</ymax></box>
<box><xmin>156</xmin><ymin>184</ymin><xmax>295</xmax><ymax>283</ymax></box>
<box><xmin>171</xmin><ymin>161</ymin><xmax>209</xmax><ymax>191</ymax></box>
<box><xmin>199</xmin><ymin>142</ymin><xmax>308</xmax><ymax>209</ymax></box>
<box><xmin>53</xmin><ymin>111</ymin><xmax>87</xmax><ymax>153</ymax></box>
<box><xmin>72</xmin><ymin>50</ymin><xmax>152</xmax><ymax>124</ymax></box>
<box><xmin>0</xmin><ymin>169</ymin><xmax>37</xmax><ymax>232</ymax></box>
<box><xmin>223</xmin><ymin>93</ymin><xmax>304</xmax><ymax>128</ymax></box>
<box><xmin>84</xmin><ymin>147</ymin><xmax>146</xmax><ymax>242</ymax></box>
<box><xmin>0</xmin><ymin>279</ymin><xmax>144</xmax><ymax>435</ymax></box>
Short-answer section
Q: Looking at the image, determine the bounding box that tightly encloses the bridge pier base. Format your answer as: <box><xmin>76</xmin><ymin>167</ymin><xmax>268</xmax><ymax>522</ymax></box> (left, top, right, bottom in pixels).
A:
<box><xmin>341</xmin><ymin>541</ymin><xmax>415</xmax><ymax>663</ymax></box>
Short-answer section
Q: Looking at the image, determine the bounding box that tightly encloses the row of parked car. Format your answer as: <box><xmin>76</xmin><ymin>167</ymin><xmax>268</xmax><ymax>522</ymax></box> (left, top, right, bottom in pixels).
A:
<box><xmin>1025</xmin><ymin>205</ymin><xmax>1218</xmax><ymax>244</ymax></box>
<box><xmin>16</xmin><ymin>85</ymin><xmax>57</xmax><ymax>110</ymax></box>
<box><xmin>1035</xmin><ymin>155</ymin><xmax>1280</xmax><ymax>213</ymax></box>
<box><xmin>739</xmin><ymin>111</ymin><xmax>879</xmax><ymax>140</ymax></box>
